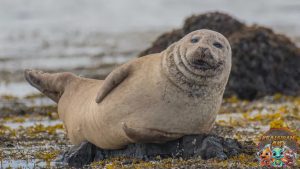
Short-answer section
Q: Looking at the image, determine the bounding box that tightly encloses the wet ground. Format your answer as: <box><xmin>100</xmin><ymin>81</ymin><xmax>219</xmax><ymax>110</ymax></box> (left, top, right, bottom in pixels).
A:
<box><xmin>1</xmin><ymin>0</ymin><xmax>300</xmax><ymax>168</ymax></box>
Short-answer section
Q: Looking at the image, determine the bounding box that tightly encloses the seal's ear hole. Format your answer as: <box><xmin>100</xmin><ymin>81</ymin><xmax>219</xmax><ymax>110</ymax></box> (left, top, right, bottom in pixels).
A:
<box><xmin>190</xmin><ymin>37</ymin><xmax>200</xmax><ymax>43</ymax></box>
<box><xmin>213</xmin><ymin>42</ymin><xmax>223</xmax><ymax>49</ymax></box>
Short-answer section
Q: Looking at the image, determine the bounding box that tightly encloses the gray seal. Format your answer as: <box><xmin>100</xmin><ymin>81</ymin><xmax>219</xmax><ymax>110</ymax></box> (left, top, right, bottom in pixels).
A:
<box><xmin>24</xmin><ymin>29</ymin><xmax>232</xmax><ymax>149</ymax></box>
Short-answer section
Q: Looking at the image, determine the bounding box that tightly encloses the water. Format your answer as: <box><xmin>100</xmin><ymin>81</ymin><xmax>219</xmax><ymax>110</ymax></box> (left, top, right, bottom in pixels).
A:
<box><xmin>0</xmin><ymin>82</ymin><xmax>38</xmax><ymax>97</ymax></box>
<box><xmin>1</xmin><ymin>159</ymin><xmax>52</xmax><ymax>169</ymax></box>
<box><xmin>3</xmin><ymin>119</ymin><xmax>62</xmax><ymax>130</ymax></box>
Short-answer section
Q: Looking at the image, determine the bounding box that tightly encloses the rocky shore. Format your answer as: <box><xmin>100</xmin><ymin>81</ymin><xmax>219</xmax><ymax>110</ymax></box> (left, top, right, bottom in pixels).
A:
<box><xmin>0</xmin><ymin>11</ymin><xmax>299</xmax><ymax>168</ymax></box>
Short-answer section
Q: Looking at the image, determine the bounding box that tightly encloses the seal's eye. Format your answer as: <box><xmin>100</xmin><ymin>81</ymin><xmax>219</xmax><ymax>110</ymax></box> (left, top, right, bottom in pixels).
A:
<box><xmin>213</xmin><ymin>42</ymin><xmax>223</xmax><ymax>49</ymax></box>
<box><xmin>190</xmin><ymin>37</ymin><xmax>199</xmax><ymax>43</ymax></box>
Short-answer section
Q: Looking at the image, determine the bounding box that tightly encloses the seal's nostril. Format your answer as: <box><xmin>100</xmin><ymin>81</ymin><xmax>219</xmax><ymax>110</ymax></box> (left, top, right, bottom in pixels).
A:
<box><xmin>197</xmin><ymin>47</ymin><xmax>211</xmax><ymax>58</ymax></box>
<box><xmin>198</xmin><ymin>47</ymin><xmax>209</xmax><ymax>53</ymax></box>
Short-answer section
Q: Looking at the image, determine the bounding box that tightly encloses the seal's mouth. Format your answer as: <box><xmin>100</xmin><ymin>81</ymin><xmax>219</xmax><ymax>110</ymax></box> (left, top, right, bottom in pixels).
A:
<box><xmin>185</xmin><ymin>47</ymin><xmax>223</xmax><ymax>72</ymax></box>
<box><xmin>193</xmin><ymin>59</ymin><xmax>214</xmax><ymax>70</ymax></box>
<box><xmin>192</xmin><ymin>59</ymin><xmax>222</xmax><ymax>71</ymax></box>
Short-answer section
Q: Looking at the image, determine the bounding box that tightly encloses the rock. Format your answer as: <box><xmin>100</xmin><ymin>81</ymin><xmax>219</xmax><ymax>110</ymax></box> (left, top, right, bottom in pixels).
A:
<box><xmin>225</xmin><ymin>26</ymin><xmax>300</xmax><ymax>99</ymax></box>
<box><xmin>182</xmin><ymin>12</ymin><xmax>245</xmax><ymax>37</ymax></box>
<box><xmin>138</xmin><ymin>12</ymin><xmax>245</xmax><ymax>57</ymax></box>
<box><xmin>138</xmin><ymin>12</ymin><xmax>300</xmax><ymax>100</ymax></box>
<box><xmin>60</xmin><ymin>141</ymin><xmax>97</xmax><ymax>168</ymax></box>
<box><xmin>59</xmin><ymin>134</ymin><xmax>243</xmax><ymax>168</ymax></box>
<box><xmin>139</xmin><ymin>29</ymin><xmax>183</xmax><ymax>57</ymax></box>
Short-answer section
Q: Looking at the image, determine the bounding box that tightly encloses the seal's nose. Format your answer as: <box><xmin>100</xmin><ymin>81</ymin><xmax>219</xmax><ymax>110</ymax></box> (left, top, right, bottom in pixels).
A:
<box><xmin>202</xmin><ymin>47</ymin><xmax>209</xmax><ymax>52</ymax></box>
<box><xmin>197</xmin><ymin>47</ymin><xmax>211</xmax><ymax>59</ymax></box>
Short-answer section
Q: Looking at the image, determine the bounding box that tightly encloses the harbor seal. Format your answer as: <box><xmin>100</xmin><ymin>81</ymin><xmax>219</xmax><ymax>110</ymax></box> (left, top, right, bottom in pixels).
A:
<box><xmin>24</xmin><ymin>29</ymin><xmax>231</xmax><ymax>149</ymax></box>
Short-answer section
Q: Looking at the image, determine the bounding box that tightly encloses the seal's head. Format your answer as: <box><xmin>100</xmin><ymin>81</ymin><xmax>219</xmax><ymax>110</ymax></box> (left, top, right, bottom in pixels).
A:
<box><xmin>163</xmin><ymin>29</ymin><xmax>231</xmax><ymax>94</ymax></box>
<box><xmin>177</xmin><ymin>29</ymin><xmax>231</xmax><ymax>80</ymax></box>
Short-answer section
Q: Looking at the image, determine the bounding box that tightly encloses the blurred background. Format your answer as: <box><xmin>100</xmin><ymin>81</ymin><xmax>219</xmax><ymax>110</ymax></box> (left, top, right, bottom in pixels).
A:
<box><xmin>1</xmin><ymin>0</ymin><xmax>300</xmax><ymax>97</ymax></box>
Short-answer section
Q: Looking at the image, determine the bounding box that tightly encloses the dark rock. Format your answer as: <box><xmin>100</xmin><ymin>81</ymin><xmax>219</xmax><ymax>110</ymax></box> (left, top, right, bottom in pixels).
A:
<box><xmin>60</xmin><ymin>141</ymin><xmax>96</xmax><ymax>168</ymax></box>
<box><xmin>241</xmin><ymin>140</ymin><xmax>257</xmax><ymax>155</ymax></box>
<box><xmin>59</xmin><ymin>134</ymin><xmax>243</xmax><ymax>168</ymax></box>
<box><xmin>138</xmin><ymin>12</ymin><xmax>245</xmax><ymax>57</ymax></box>
<box><xmin>182</xmin><ymin>12</ymin><xmax>245</xmax><ymax>37</ymax></box>
<box><xmin>199</xmin><ymin>136</ymin><xmax>227</xmax><ymax>160</ymax></box>
<box><xmin>138</xmin><ymin>12</ymin><xmax>300</xmax><ymax>100</ymax></box>
<box><xmin>225</xmin><ymin>26</ymin><xmax>300</xmax><ymax>99</ymax></box>
<box><xmin>138</xmin><ymin>29</ymin><xmax>184</xmax><ymax>57</ymax></box>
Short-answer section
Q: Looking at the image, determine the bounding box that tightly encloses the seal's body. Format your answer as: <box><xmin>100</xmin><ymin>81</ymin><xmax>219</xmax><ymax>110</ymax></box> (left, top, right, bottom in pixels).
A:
<box><xmin>25</xmin><ymin>30</ymin><xmax>232</xmax><ymax>149</ymax></box>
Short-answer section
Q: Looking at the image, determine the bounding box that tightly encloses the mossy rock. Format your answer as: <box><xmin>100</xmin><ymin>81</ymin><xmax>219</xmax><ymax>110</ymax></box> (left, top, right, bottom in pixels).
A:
<box><xmin>138</xmin><ymin>12</ymin><xmax>300</xmax><ymax>100</ymax></box>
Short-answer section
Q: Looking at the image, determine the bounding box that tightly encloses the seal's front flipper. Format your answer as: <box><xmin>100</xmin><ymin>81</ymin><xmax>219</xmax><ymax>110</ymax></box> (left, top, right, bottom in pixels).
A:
<box><xmin>96</xmin><ymin>64</ymin><xmax>131</xmax><ymax>103</ymax></box>
<box><xmin>122</xmin><ymin>123</ymin><xmax>183</xmax><ymax>143</ymax></box>
<box><xmin>24</xmin><ymin>69</ymin><xmax>75</xmax><ymax>103</ymax></box>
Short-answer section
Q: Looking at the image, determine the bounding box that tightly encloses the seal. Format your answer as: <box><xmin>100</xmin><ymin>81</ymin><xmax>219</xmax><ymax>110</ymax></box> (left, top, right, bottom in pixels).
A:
<box><xmin>24</xmin><ymin>29</ymin><xmax>231</xmax><ymax>149</ymax></box>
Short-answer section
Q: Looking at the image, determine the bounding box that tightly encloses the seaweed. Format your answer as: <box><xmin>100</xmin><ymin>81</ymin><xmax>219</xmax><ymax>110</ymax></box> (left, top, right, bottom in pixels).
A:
<box><xmin>138</xmin><ymin>12</ymin><xmax>300</xmax><ymax>100</ymax></box>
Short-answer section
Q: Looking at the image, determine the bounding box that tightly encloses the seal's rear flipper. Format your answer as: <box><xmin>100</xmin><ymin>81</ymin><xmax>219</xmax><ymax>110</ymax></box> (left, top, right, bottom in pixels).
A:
<box><xmin>24</xmin><ymin>69</ymin><xmax>75</xmax><ymax>103</ymax></box>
